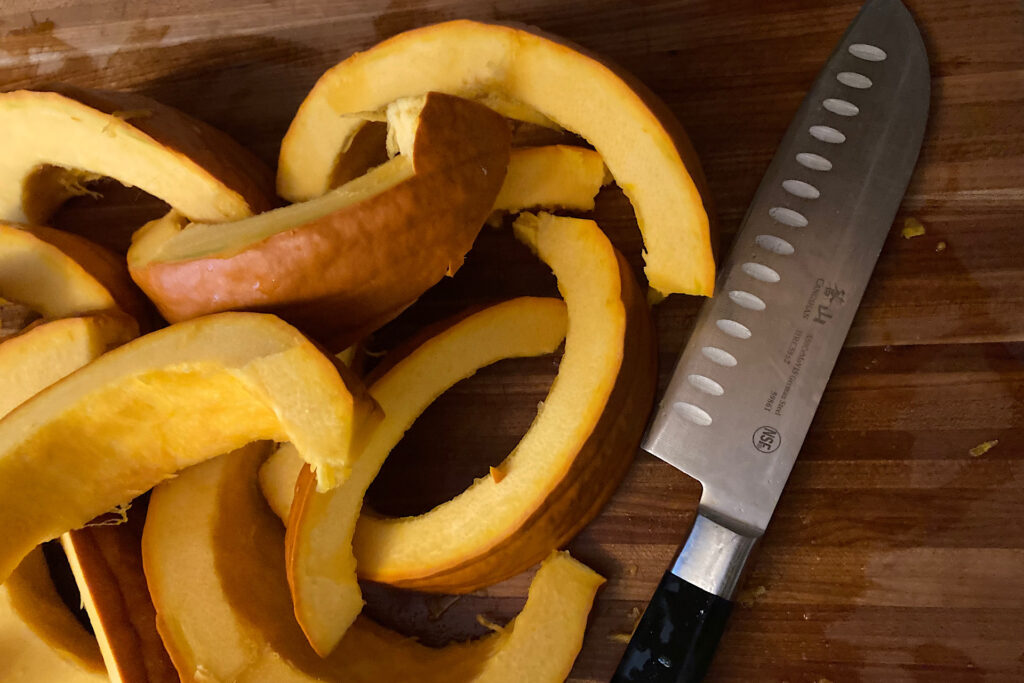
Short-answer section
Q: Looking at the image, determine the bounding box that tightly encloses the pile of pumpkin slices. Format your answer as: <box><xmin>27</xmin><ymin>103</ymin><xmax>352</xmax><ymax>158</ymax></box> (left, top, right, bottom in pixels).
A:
<box><xmin>0</xmin><ymin>19</ymin><xmax>713</xmax><ymax>683</ymax></box>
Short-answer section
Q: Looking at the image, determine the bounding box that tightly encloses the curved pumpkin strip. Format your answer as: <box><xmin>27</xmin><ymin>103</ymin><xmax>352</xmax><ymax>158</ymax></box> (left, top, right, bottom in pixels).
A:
<box><xmin>277</xmin><ymin>19</ymin><xmax>713</xmax><ymax>297</ymax></box>
<box><xmin>346</xmin><ymin>212</ymin><xmax>656</xmax><ymax>593</ymax></box>
<box><xmin>0</xmin><ymin>547</ymin><xmax>107</xmax><ymax>683</ymax></box>
<box><xmin>284</xmin><ymin>296</ymin><xmax>568</xmax><ymax>655</ymax></box>
<box><xmin>0</xmin><ymin>84</ymin><xmax>275</xmax><ymax>226</ymax></box>
<box><xmin>0</xmin><ymin>223</ymin><xmax>124</xmax><ymax>320</ymax></box>
<box><xmin>493</xmin><ymin>145</ymin><xmax>609</xmax><ymax>213</ymax></box>
<box><xmin>143</xmin><ymin>443</ymin><xmax>602</xmax><ymax>683</ymax></box>
<box><xmin>0</xmin><ymin>312</ymin><xmax>379</xmax><ymax>585</ymax></box>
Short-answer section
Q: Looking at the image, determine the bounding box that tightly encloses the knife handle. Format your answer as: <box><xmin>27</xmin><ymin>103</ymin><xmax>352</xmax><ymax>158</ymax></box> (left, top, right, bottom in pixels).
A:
<box><xmin>610</xmin><ymin>571</ymin><xmax>732</xmax><ymax>683</ymax></box>
<box><xmin>611</xmin><ymin>513</ymin><xmax>757</xmax><ymax>683</ymax></box>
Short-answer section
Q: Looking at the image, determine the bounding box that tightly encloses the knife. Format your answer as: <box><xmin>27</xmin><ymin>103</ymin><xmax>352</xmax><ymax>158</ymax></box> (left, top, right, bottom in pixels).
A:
<box><xmin>611</xmin><ymin>0</ymin><xmax>929</xmax><ymax>680</ymax></box>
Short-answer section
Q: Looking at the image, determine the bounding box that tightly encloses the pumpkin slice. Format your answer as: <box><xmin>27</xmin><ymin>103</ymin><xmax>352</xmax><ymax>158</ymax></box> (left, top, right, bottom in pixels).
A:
<box><xmin>283</xmin><ymin>212</ymin><xmax>654</xmax><ymax>604</ymax></box>
<box><xmin>352</xmin><ymin>213</ymin><xmax>656</xmax><ymax>592</ymax></box>
<box><xmin>0</xmin><ymin>312</ymin><xmax>138</xmax><ymax>418</ymax></box>
<box><xmin>0</xmin><ymin>311</ymin><xmax>379</xmax><ymax>584</ymax></box>
<box><xmin>277</xmin><ymin>20</ymin><xmax>713</xmax><ymax>297</ymax></box>
<box><xmin>0</xmin><ymin>222</ymin><xmax>144</xmax><ymax>320</ymax></box>
<box><xmin>143</xmin><ymin>444</ymin><xmax>603</xmax><ymax>682</ymax></box>
<box><xmin>129</xmin><ymin>92</ymin><xmax>510</xmax><ymax>349</ymax></box>
<box><xmin>61</xmin><ymin>510</ymin><xmax>179</xmax><ymax>683</ymax></box>
<box><xmin>0</xmin><ymin>84</ymin><xmax>275</xmax><ymax>225</ymax></box>
<box><xmin>285</xmin><ymin>296</ymin><xmax>568</xmax><ymax>654</ymax></box>
<box><xmin>0</xmin><ymin>547</ymin><xmax>107</xmax><ymax>683</ymax></box>
<box><xmin>493</xmin><ymin>145</ymin><xmax>609</xmax><ymax>213</ymax></box>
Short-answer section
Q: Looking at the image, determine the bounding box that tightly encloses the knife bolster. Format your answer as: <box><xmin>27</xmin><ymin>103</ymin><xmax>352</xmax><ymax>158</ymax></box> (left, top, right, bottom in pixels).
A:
<box><xmin>670</xmin><ymin>512</ymin><xmax>758</xmax><ymax>599</ymax></box>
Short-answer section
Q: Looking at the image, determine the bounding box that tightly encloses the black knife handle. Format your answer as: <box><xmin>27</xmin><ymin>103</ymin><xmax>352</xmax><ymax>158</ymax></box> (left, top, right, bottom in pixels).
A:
<box><xmin>611</xmin><ymin>570</ymin><xmax>732</xmax><ymax>683</ymax></box>
<box><xmin>611</xmin><ymin>513</ymin><xmax>757</xmax><ymax>682</ymax></box>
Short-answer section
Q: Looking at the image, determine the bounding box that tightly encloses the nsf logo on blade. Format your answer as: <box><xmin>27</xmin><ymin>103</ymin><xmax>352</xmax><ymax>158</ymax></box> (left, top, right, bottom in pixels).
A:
<box><xmin>753</xmin><ymin>426</ymin><xmax>781</xmax><ymax>454</ymax></box>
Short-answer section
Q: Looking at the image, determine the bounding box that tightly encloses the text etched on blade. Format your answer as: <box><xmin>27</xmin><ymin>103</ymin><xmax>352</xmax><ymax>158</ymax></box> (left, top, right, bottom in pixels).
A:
<box><xmin>763</xmin><ymin>277</ymin><xmax>846</xmax><ymax>419</ymax></box>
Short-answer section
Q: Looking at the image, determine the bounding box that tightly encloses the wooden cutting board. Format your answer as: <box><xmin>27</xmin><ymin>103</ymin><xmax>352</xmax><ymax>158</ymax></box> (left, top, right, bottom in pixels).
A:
<box><xmin>3</xmin><ymin>0</ymin><xmax>1022</xmax><ymax>680</ymax></box>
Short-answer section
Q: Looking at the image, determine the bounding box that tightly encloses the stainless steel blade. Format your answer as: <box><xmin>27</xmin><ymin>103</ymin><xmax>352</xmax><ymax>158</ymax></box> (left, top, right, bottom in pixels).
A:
<box><xmin>644</xmin><ymin>0</ymin><xmax>929</xmax><ymax>537</ymax></box>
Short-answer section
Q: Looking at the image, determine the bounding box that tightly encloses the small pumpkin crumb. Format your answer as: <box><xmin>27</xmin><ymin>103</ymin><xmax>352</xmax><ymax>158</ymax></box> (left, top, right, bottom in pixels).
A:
<box><xmin>489</xmin><ymin>465</ymin><xmax>506</xmax><ymax>483</ymax></box>
<box><xmin>737</xmin><ymin>584</ymin><xmax>767</xmax><ymax>608</ymax></box>
<box><xmin>968</xmin><ymin>440</ymin><xmax>998</xmax><ymax>457</ymax></box>
<box><xmin>935</xmin><ymin>240</ymin><xmax>947</xmax><ymax>253</ymax></box>
<box><xmin>901</xmin><ymin>217</ymin><xmax>926</xmax><ymax>239</ymax></box>
<box><xmin>608</xmin><ymin>632</ymin><xmax>632</xmax><ymax>643</ymax></box>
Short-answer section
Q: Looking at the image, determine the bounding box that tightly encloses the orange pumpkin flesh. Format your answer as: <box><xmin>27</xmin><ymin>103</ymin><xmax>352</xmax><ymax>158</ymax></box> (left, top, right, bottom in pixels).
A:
<box><xmin>494</xmin><ymin>145</ymin><xmax>608</xmax><ymax>213</ymax></box>
<box><xmin>143</xmin><ymin>444</ymin><xmax>603</xmax><ymax>682</ymax></box>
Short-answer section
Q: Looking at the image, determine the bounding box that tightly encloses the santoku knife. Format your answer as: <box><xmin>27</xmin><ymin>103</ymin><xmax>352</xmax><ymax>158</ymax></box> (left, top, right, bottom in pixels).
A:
<box><xmin>611</xmin><ymin>0</ymin><xmax>929</xmax><ymax>680</ymax></box>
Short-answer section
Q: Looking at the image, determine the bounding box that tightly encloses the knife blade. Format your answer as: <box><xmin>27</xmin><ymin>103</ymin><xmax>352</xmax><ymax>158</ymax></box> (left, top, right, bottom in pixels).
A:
<box><xmin>612</xmin><ymin>0</ymin><xmax>929</xmax><ymax>680</ymax></box>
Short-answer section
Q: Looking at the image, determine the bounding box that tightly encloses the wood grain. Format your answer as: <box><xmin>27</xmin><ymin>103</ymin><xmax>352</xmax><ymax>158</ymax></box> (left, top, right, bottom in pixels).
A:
<box><xmin>2</xmin><ymin>0</ymin><xmax>1022</xmax><ymax>681</ymax></box>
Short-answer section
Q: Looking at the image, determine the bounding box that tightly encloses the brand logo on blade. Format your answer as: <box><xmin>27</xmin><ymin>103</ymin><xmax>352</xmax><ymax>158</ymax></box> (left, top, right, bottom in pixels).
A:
<box><xmin>752</xmin><ymin>426</ymin><xmax>781</xmax><ymax>453</ymax></box>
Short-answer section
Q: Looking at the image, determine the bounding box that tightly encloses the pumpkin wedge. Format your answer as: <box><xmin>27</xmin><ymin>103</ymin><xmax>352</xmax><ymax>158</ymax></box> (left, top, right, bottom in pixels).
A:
<box><xmin>129</xmin><ymin>92</ymin><xmax>510</xmax><ymax>349</ymax></box>
<box><xmin>277</xmin><ymin>20</ymin><xmax>714</xmax><ymax>297</ymax></box>
<box><xmin>0</xmin><ymin>312</ymin><xmax>378</xmax><ymax>584</ymax></box>
<box><xmin>0</xmin><ymin>312</ymin><xmax>138</xmax><ymax>418</ymax></box>
<box><xmin>283</xmin><ymin>212</ymin><xmax>654</xmax><ymax>602</ymax></box>
<box><xmin>61</xmin><ymin>512</ymin><xmax>179</xmax><ymax>683</ymax></box>
<box><xmin>0</xmin><ymin>222</ymin><xmax>145</xmax><ymax>321</ymax></box>
<box><xmin>494</xmin><ymin>145</ymin><xmax>608</xmax><ymax>213</ymax></box>
<box><xmin>143</xmin><ymin>444</ymin><xmax>603</xmax><ymax>682</ymax></box>
<box><xmin>0</xmin><ymin>547</ymin><xmax>107</xmax><ymax>682</ymax></box>
<box><xmin>285</xmin><ymin>296</ymin><xmax>568</xmax><ymax>654</ymax></box>
<box><xmin>0</xmin><ymin>84</ymin><xmax>275</xmax><ymax>225</ymax></box>
<box><xmin>353</xmin><ymin>213</ymin><xmax>656</xmax><ymax>592</ymax></box>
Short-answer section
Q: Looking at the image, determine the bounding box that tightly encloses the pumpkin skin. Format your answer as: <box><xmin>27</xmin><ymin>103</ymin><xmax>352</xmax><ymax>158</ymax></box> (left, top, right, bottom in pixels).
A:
<box><xmin>129</xmin><ymin>92</ymin><xmax>511</xmax><ymax>350</ymax></box>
